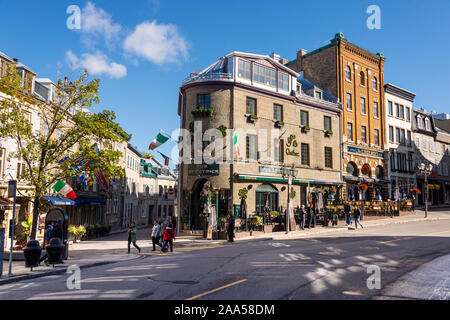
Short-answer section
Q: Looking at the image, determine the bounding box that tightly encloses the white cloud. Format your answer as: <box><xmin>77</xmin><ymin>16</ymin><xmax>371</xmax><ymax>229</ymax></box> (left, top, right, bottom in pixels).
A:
<box><xmin>66</xmin><ymin>50</ymin><xmax>127</xmax><ymax>79</ymax></box>
<box><xmin>80</xmin><ymin>2</ymin><xmax>122</xmax><ymax>46</ymax></box>
<box><xmin>123</xmin><ymin>20</ymin><xmax>189</xmax><ymax>65</ymax></box>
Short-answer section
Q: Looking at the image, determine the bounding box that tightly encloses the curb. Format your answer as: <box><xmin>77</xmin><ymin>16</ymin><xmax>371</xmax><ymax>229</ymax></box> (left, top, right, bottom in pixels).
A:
<box><xmin>0</xmin><ymin>255</ymin><xmax>145</xmax><ymax>286</ymax></box>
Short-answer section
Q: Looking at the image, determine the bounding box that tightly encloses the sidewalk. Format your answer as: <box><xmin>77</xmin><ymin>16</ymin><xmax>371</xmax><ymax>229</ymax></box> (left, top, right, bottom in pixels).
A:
<box><xmin>235</xmin><ymin>209</ymin><xmax>450</xmax><ymax>241</ymax></box>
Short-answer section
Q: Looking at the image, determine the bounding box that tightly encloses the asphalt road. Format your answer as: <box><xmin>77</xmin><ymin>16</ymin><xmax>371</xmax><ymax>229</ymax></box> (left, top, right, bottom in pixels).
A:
<box><xmin>0</xmin><ymin>219</ymin><xmax>449</xmax><ymax>300</ymax></box>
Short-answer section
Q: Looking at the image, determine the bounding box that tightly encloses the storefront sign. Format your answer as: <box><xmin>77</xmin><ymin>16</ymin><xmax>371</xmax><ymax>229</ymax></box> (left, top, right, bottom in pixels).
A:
<box><xmin>188</xmin><ymin>163</ymin><xmax>219</xmax><ymax>176</ymax></box>
<box><xmin>347</xmin><ymin>146</ymin><xmax>384</xmax><ymax>158</ymax></box>
<box><xmin>259</xmin><ymin>166</ymin><xmax>298</xmax><ymax>176</ymax></box>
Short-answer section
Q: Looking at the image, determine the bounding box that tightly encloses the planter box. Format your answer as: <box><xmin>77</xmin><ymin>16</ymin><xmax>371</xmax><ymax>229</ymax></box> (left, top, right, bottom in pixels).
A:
<box><xmin>263</xmin><ymin>225</ymin><xmax>275</xmax><ymax>233</ymax></box>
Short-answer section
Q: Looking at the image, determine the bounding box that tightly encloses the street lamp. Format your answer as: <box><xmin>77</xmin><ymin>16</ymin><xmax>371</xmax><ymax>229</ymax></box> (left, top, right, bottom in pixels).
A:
<box><xmin>281</xmin><ymin>164</ymin><xmax>296</xmax><ymax>234</ymax></box>
<box><xmin>417</xmin><ymin>163</ymin><xmax>433</xmax><ymax>218</ymax></box>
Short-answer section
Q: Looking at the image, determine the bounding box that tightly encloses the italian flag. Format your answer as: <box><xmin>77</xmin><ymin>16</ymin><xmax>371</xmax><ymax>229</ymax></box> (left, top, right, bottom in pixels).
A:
<box><xmin>233</xmin><ymin>132</ymin><xmax>240</xmax><ymax>158</ymax></box>
<box><xmin>52</xmin><ymin>180</ymin><xmax>77</xmax><ymax>200</ymax></box>
<box><xmin>149</xmin><ymin>133</ymin><xmax>169</xmax><ymax>150</ymax></box>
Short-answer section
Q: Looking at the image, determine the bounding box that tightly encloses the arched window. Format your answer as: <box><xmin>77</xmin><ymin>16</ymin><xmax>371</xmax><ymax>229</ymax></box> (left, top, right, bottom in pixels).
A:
<box><xmin>255</xmin><ymin>184</ymin><xmax>279</xmax><ymax>214</ymax></box>
<box><xmin>361</xmin><ymin>164</ymin><xmax>371</xmax><ymax>177</ymax></box>
<box><xmin>346</xmin><ymin>162</ymin><xmax>358</xmax><ymax>177</ymax></box>
<box><xmin>372</xmin><ymin>77</ymin><xmax>377</xmax><ymax>90</ymax></box>
<box><xmin>345</xmin><ymin>66</ymin><xmax>351</xmax><ymax>81</ymax></box>
<box><xmin>360</xmin><ymin>71</ymin><xmax>365</xmax><ymax>86</ymax></box>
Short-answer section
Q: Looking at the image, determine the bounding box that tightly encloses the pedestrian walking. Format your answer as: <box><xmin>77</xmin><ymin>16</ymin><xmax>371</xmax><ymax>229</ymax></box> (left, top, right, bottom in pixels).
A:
<box><xmin>127</xmin><ymin>221</ymin><xmax>141</xmax><ymax>253</ymax></box>
<box><xmin>171</xmin><ymin>216</ymin><xmax>177</xmax><ymax>234</ymax></box>
<box><xmin>226</xmin><ymin>214</ymin><xmax>235</xmax><ymax>242</ymax></box>
<box><xmin>151</xmin><ymin>220</ymin><xmax>162</xmax><ymax>251</ymax></box>
<box><xmin>299</xmin><ymin>205</ymin><xmax>306</xmax><ymax>230</ymax></box>
<box><xmin>39</xmin><ymin>222</ymin><xmax>54</xmax><ymax>266</ymax></box>
<box><xmin>161</xmin><ymin>223</ymin><xmax>175</xmax><ymax>253</ymax></box>
<box><xmin>354</xmin><ymin>207</ymin><xmax>363</xmax><ymax>229</ymax></box>
<box><xmin>344</xmin><ymin>201</ymin><xmax>353</xmax><ymax>226</ymax></box>
<box><xmin>307</xmin><ymin>204</ymin><xmax>314</xmax><ymax>229</ymax></box>
<box><xmin>161</xmin><ymin>216</ymin><xmax>169</xmax><ymax>236</ymax></box>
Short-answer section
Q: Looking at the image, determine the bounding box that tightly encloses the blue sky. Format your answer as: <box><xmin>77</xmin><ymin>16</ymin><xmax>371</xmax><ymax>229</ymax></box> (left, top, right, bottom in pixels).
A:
<box><xmin>1</xmin><ymin>0</ymin><xmax>449</xmax><ymax>165</ymax></box>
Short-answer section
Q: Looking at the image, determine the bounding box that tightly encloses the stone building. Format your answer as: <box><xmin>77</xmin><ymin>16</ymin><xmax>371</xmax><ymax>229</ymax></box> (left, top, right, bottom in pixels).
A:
<box><xmin>285</xmin><ymin>33</ymin><xmax>389</xmax><ymax>201</ymax></box>
<box><xmin>384</xmin><ymin>84</ymin><xmax>416</xmax><ymax>199</ymax></box>
<box><xmin>178</xmin><ymin>51</ymin><xmax>342</xmax><ymax>231</ymax></box>
<box><xmin>412</xmin><ymin>108</ymin><xmax>447</xmax><ymax>206</ymax></box>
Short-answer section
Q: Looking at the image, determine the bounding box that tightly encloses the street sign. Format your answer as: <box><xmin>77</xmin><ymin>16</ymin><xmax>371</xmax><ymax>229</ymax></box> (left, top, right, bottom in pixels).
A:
<box><xmin>7</xmin><ymin>180</ymin><xmax>17</xmax><ymax>198</ymax></box>
<box><xmin>168</xmin><ymin>188</ymin><xmax>174</xmax><ymax>196</ymax></box>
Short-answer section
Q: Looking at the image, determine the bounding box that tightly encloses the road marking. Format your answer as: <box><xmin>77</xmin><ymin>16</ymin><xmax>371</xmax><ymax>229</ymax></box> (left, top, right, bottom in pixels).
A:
<box><xmin>379</xmin><ymin>230</ymin><xmax>450</xmax><ymax>244</ymax></box>
<box><xmin>186</xmin><ymin>279</ymin><xmax>248</xmax><ymax>300</ymax></box>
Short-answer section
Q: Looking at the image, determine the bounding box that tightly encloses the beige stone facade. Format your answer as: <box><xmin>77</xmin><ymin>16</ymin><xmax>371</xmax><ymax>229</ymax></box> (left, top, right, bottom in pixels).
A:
<box><xmin>178</xmin><ymin>52</ymin><xmax>342</xmax><ymax>231</ymax></box>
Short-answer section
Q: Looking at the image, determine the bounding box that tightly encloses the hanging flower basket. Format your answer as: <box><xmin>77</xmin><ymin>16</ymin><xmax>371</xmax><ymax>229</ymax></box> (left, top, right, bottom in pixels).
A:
<box><xmin>191</xmin><ymin>108</ymin><xmax>213</xmax><ymax>117</ymax></box>
<box><xmin>410</xmin><ymin>188</ymin><xmax>421</xmax><ymax>195</ymax></box>
<box><xmin>358</xmin><ymin>183</ymin><xmax>368</xmax><ymax>191</ymax></box>
<box><xmin>275</xmin><ymin>120</ymin><xmax>284</xmax><ymax>128</ymax></box>
<box><xmin>301</xmin><ymin>125</ymin><xmax>310</xmax><ymax>133</ymax></box>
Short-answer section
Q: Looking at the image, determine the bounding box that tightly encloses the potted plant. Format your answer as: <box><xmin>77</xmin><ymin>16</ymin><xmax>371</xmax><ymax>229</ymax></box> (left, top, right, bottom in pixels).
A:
<box><xmin>249</xmin><ymin>215</ymin><xmax>263</xmax><ymax>236</ymax></box>
<box><xmin>246</xmin><ymin>114</ymin><xmax>258</xmax><ymax>123</ymax></box>
<box><xmin>192</xmin><ymin>108</ymin><xmax>213</xmax><ymax>117</ymax></box>
<box><xmin>21</xmin><ymin>214</ymin><xmax>33</xmax><ymax>243</ymax></box>
<box><xmin>325</xmin><ymin>130</ymin><xmax>333</xmax><ymax>137</ymax></box>
<box><xmin>275</xmin><ymin>120</ymin><xmax>284</xmax><ymax>128</ymax></box>
<box><xmin>301</xmin><ymin>125</ymin><xmax>310</xmax><ymax>133</ymax></box>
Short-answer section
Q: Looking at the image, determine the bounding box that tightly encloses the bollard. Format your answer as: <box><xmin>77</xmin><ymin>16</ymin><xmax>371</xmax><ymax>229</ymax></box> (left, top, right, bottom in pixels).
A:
<box><xmin>0</xmin><ymin>228</ymin><xmax>4</xmax><ymax>277</ymax></box>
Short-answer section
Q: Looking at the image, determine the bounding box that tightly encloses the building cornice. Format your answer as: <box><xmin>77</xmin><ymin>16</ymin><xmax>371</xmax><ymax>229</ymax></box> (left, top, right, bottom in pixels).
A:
<box><xmin>385</xmin><ymin>83</ymin><xmax>416</xmax><ymax>102</ymax></box>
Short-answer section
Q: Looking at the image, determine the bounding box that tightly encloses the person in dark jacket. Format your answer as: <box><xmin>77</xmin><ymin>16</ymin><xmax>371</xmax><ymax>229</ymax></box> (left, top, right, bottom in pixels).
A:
<box><xmin>299</xmin><ymin>205</ymin><xmax>306</xmax><ymax>230</ymax></box>
<box><xmin>226</xmin><ymin>214</ymin><xmax>235</xmax><ymax>242</ymax></box>
<box><xmin>344</xmin><ymin>201</ymin><xmax>353</xmax><ymax>226</ymax></box>
<box><xmin>307</xmin><ymin>204</ymin><xmax>314</xmax><ymax>229</ymax></box>
<box><xmin>52</xmin><ymin>219</ymin><xmax>63</xmax><ymax>240</ymax></box>
<box><xmin>161</xmin><ymin>223</ymin><xmax>175</xmax><ymax>253</ymax></box>
<box><xmin>354</xmin><ymin>207</ymin><xmax>363</xmax><ymax>229</ymax></box>
<box><xmin>127</xmin><ymin>221</ymin><xmax>141</xmax><ymax>253</ymax></box>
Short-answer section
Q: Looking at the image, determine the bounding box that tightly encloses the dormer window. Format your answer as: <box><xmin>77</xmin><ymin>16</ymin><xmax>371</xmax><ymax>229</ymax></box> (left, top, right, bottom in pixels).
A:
<box><xmin>314</xmin><ymin>90</ymin><xmax>322</xmax><ymax>100</ymax></box>
<box><xmin>278</xmin><ymin>72</ymin><xmax>289</xmax><ymax>91</ymax></box>
<box><xmin>253</xmin><ymin>64</ymin><xmax>276</xmax><ymax>88</ymax></box>
<box><xmin>238</xmin><ymin>59</ymin><xmax>251</xmax><ymax>80</ymax></box>
<box><xmin>425</xmin><ymin>118</ymin><xmax>431</xmax><ymax>130</ymax></box>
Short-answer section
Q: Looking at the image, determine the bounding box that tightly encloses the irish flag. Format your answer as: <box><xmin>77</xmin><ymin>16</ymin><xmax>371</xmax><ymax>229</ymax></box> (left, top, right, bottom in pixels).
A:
<box><xmin>233</xmin><ymin>132</ymin><xmax>240</xmax><ymax>158</ymax></box>
<box><xmin>149</xmin><ymin>132</ymin><xmax>169</xmax><ymax>150</ymax></box>
<box><xmin>52</xmin><ymin>180</ymin><xmax>77</xmax><ymax>200</ymax></box>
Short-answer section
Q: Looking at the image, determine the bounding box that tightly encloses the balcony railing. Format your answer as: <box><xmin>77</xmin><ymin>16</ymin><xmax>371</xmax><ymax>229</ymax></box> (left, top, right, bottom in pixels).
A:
<box><xmin>182</xmin><ymin>72</ymin><xmax>233</xmax><ymax>86</ymax></box>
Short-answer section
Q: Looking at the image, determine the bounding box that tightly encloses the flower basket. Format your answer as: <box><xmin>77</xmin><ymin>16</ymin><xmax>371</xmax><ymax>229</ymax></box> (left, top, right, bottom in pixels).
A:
<box><xmin>358</xmin><ymin>183</ymin><xmax>368</xmax><ymax>191</ymax></box>
<box><xmin>325</xmin><ymin>130</ymin><xmax>333</xmax><ymax>136</ymax></box>
<box><xmin>246</xmin><ymin>114</ymin><xmax>258</xmax><ymax>123</ymax></box>
<box><xmin>410</xmin><ymin>188</ymin><xmax>421</xmax><ymax>195</ymax></box>
<box><xmin>275</xmin><ymin>120</ymin><xmax>284</xmax><ymax>128</ymax></box>
<box><xmin>191</xmin><ymin>108</ymin><xmax>213</xmax><ymax>117</ymax></box>
<box><xmin>301</xmin><ymin>125</ymin><xmax>310</xmax><ymax>133</ymax></box>
<box><xmin>269</xmin><ymin>211</ymin><xmax>279</xmax><ymax>220</ymax></box>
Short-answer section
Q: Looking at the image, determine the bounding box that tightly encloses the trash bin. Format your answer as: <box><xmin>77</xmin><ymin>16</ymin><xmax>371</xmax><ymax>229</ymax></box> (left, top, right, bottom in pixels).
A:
<box><xmin>23</xmin><ymin>240</ymin><xmax>42</xmax><ymax>271</ymax></box>
<box><xmin>45</xmin><ymin>238</ymin><xmax>65</xmax><ymax>267</ymax></box>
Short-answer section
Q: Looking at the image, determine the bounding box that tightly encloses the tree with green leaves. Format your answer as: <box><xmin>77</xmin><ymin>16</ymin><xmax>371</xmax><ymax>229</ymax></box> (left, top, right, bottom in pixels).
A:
<box><xmin>0</xmin><ymin>66</ymin><xmax>129</xmax><ymax>240</ymax></box>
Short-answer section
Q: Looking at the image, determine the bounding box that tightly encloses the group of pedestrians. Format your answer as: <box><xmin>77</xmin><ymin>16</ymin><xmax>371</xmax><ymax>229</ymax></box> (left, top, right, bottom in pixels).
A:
<box><xmin>343</xmin><ymin>201</ymin><xmax>364</xmax><ymax>229</ymax></box>
<box><xmin>297</xmin><ymin>204</ymin><xmax>316</xmax><ymax>230</ymax></box>
<box><xmin>127</xmin><ymin>216</ymin><xmax>177</xmax><ymax>254</ymax></box>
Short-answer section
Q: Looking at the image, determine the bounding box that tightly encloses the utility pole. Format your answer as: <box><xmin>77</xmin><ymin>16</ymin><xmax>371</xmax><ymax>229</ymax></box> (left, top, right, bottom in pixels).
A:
<box><xmin>7</xmin><ymin>180</ymin><xmax>17</xmax><ymax>277</ymax></box>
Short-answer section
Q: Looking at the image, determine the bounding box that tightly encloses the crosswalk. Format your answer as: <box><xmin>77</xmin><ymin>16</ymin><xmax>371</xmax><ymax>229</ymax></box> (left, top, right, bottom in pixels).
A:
<box><xmin>139</xmin><ymin>244</ymin><xmax>225</xmax><ymax>256</ymax></box>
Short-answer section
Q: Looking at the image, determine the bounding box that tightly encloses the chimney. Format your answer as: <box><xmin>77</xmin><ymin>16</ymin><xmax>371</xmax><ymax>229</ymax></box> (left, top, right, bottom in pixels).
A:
<box><xmin>279</xmin><ymin>58</ymin><xmax>288</xmax><ymax>65</ymax></box>
<box><xmin>270</xmin><ymin>52</ymin><xmax>280</xmax><ymax>62</ymax></box>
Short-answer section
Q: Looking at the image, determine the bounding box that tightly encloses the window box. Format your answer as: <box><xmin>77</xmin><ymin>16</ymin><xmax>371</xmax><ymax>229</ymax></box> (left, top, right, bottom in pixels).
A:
<box><xmin>246</xmin><ymin>114</ymin><xmax>258</xmax><ymax>123</ymax></box>
<box><xmin>324</xmin><ymin>130</ymin><xmax>333</xmax><ymax>137</ymax></box>
<box><xmin>301</xmin><ymin>125</ymin><xmax>310</xmax><ymax>133</ymax></box>
<box><xmin>274</xmin><ymin>120</ymin><xmax>284</xmax><ymax>128</ymax></box>
<box><xmin>191</xmin><ymin>108</ymin><xmax>213</xmax><ymax>117</ymax></box>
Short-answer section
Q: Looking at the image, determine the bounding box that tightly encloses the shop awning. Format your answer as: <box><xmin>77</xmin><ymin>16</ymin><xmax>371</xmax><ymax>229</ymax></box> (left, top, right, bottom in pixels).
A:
<box><xmin>0</xmin><ymin>196</ymin><xmax>21</xmax><ymax>209</ymax></box>
<box><xmin>74</xmin><ymin>197</ymin><xmax>105</xmax><ymax>205</ymax></box>
<box><xmin>237</xmin><ymin>174</ymin><xmax>342</xmax><ymax>186</ymax></box>
<box><xmin>42</xmin><ymin>196</ymin><xmax>76</xmax><ymax>206</ymax></box>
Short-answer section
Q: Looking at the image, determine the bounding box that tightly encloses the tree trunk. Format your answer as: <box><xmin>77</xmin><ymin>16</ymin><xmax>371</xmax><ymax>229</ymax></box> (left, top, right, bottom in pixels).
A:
<box><xmin>30</xmin><ymin>194</ymin><xmax>41</xmax><ymax>240</ymax></box>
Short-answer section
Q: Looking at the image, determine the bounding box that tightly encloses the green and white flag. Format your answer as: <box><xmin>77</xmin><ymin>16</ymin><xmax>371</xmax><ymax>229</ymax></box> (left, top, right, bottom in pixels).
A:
<box><xmin>149</xmin><ymin>132</ymin><xmax>170</xmax><ymax>150</ymax></box>
<box><xmin>52</xmin><ymin>180</ymin><xmax>77</xmax><ymax>200</ymax></box>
